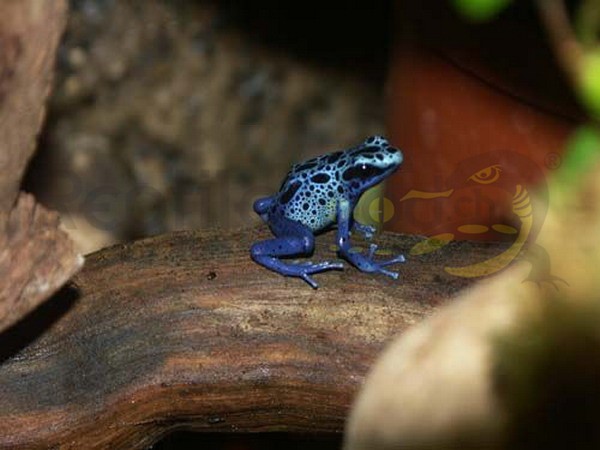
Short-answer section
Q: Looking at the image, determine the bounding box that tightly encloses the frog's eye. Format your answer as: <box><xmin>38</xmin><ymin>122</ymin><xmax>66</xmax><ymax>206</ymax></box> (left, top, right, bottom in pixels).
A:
<box><xmin>342</xmin><ymin>164</ymin><xmax>385</xmax><ymax>181</ymax></box>
<box><xmin>468</xmin><ymin>165</ymin><xmax>502</xmax><ymax>185</ymax></box>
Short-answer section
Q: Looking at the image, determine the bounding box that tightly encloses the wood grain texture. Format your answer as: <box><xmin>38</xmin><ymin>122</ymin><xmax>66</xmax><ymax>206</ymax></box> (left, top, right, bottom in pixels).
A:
<box><xmin>0</xmin><ymin>226</ymin><xmax>507</xmax><ymax>449</ymax></box>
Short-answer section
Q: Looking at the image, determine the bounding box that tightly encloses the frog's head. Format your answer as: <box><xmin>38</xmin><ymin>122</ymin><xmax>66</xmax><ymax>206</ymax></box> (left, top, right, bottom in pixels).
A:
<box><xmin>343</xmin><ymin>136</ymin><xmax>403</xmax><ymax>195</ymax></box>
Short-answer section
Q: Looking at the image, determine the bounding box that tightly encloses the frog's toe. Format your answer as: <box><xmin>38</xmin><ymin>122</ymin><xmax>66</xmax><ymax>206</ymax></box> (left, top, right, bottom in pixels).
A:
<box><xmin>367</xmin><ymin>253</ymin><xmax>404</xmax><ymax>279</ymax></box>
<box><xmin>301</xmin><ymin>273</ymin><xmax>319</xmax><ymax>289</ymax></box>
<box><xmin>377</xmin><ymin>267</ymin><xmax>399</xmax><ymax>279</ymax></box>
<box><xmin>367</xmin><ymin>243</ymin><xmax>379</xmax><ymax>259</ymax></box>
<box><xmin>297</xmin><ymin>260</ymin><xmax>344</xmax><ymax>271</ymax></box>
<box><xmin>379</xmin><ymin>254</ymin><xmax>406</xmax><ymax>267</ymax></box>
<box><xmin>290</xmin><ymin>260</ymin><xmax>344</xmax><ymax>288</ymax></box>
<box><xmin>300</xmin><ymin>262</ymin><xmax>344</xmax><ymax>288</ymax></box>
<box><xmin>326</xmin><ymin>261</ymin><xmax>345</xmax><ymax>270</ymax></box>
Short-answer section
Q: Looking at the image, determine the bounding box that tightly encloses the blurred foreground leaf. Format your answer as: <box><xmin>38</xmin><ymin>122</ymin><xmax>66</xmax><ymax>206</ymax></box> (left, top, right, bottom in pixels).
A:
<box><xmin>560</xmin><ymin>125</ymin><xmax>600</xmax><ymax>187</ymax></box>
<box><xmin>575</xmin><ymin>0</ymin><xmax>600</xmax><ymax>48</ymax></box>
<box><xmin>452</xmin><ymin>0</ymin><xmax>512</xmax><ymax>22</ymax></box>
<box><xmin>579</xmin><ymin>51</ymin><xmax>600</xmax><ymax>118</ymax></box>
<box><xmin>494</xmin><ymin>298</ymin><xmax>600</xmax><ymax>450</ymax></box>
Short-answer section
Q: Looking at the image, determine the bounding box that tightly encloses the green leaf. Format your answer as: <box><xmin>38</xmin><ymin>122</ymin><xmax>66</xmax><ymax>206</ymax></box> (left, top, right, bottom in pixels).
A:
<box><xmin>560</xmin><ymin>125</ymin><xmax>600</xmax><ymax>186</ymax></box>
<box><xmin>574</xmin><ymin>0</ymin><xmax>600</xmax><ymax>48</ymax></box>
<box><xmin>452</xmin><ymin>0</ymin><xmax>512</xmax><ymax>22</ymax></box>
<box><xmin>578</xmin><ymin>51</ymin><xmax>600</xmax><ymax>118</ymax></box>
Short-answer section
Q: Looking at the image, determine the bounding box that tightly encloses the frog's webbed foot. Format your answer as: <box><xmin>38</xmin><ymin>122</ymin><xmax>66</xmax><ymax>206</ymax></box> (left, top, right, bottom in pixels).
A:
<box><xmin>337</xmin><ymin>200</ymin><xmax>405</xmax><ymax>280</ymax></box>
<box><xmin>352</xmin><ymin>222</ymin><xmax>377</xmax><ymax>240</ymax></box>
<box><xmin>341</xmin><ymin>243</ymin><xmax>405</xmax><ymax>279</ymax></box>
<box><xmin>287</xmin><ymin>260</ymin><xmax>344</xmax><ymax>288</ymax></box>
<box><xmin>365</xmin><ymin>243</ymin><xmax>406</xmax><ymax>277</ymax></box>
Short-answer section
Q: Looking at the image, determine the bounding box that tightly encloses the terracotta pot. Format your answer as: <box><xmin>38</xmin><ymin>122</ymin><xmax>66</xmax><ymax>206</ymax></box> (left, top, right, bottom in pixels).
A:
<box><xmin>385</xmin><ymin>1</ymin><xmax>580</xmax><ymax>242</ymax></box>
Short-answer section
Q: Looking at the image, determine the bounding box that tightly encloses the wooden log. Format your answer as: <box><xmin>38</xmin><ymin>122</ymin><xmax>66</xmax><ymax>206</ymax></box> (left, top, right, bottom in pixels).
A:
<box><xmin>0</xmin><ymin>227</ymin><xmax>507</xmax><ymax>449</ymax></box>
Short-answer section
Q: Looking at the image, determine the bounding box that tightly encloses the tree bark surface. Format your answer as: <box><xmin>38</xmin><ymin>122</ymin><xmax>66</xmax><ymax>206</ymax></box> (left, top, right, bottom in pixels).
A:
<box><xmin>0</xmin><ymin>227</ymin><xmax>507</xmax><ymax>449</ymax></box>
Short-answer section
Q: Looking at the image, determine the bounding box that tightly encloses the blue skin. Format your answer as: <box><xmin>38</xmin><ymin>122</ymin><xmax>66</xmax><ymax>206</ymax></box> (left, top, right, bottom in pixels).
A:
<box><xmin>251</xmin><ymin>136</ymin><xmax>406</xmax><ymax>288</ymax></box>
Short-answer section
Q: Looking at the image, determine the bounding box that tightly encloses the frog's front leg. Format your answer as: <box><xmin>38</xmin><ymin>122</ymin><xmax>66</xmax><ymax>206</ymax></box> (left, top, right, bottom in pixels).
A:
<box><xmin>251</xmin><ymin>217</ymin><xmax>343</xmax><ymax>288</ymax></box>
<box><xmin>337</xmin><ymin>199</ymin><xmax>405</xmax><ymax>279</ymax></box>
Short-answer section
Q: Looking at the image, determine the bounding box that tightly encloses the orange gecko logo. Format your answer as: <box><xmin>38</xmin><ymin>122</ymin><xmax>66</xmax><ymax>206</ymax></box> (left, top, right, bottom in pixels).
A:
<box><xmin>362</xmin><ymin>151</ymin><xmax>567</xmax><ymax>288</ymax></box>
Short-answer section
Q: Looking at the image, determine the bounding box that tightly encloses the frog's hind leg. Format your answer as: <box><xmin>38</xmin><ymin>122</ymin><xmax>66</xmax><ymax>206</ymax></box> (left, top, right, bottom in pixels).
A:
<box><xmin>250</xmin><ymin>217</ymin><xmax>343</xmax><ymax>288</ymax></box>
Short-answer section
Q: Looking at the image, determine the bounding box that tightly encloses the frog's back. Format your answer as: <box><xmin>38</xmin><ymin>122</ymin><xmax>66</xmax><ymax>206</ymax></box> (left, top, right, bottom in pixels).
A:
<box><xmin>267</xmin><ymin>136</ymin><xmax>402</xmax><ymax>233</ymax></box>
<box><xmin>273</xmin><ymin>150</ymin><xmax>349</xmax><ymax>232</ymax></box>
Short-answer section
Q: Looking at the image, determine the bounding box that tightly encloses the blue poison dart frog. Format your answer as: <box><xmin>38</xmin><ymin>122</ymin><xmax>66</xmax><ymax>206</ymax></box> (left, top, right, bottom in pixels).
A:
<box><xmin>251</xmin><ymin>136</ymin><xmax>406</xmax><ymax>288</ymax></box>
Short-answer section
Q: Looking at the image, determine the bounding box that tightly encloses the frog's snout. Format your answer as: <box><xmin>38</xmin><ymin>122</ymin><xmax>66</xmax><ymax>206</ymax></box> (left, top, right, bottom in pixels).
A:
<box><xmin>389</xmin><ymin>147</ymin><xmax>403</xmax><ymax>167</ymax></box>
